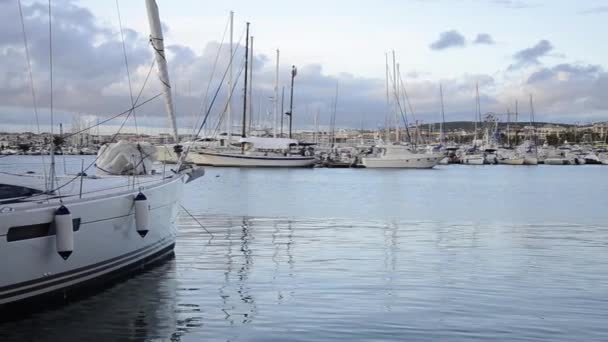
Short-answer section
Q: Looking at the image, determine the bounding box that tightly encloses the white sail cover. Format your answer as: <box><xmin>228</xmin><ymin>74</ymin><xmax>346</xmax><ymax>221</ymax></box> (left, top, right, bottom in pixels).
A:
<box><xmin>239</xmin><ymin>137</ymin><xmax>299</xmax><ymax>150</ymax></box>
<box><xmin>145</xmin><ymin>0</ymin><xmax>178</xmax><ymax>143</ymax></box>
<box><xmin>96</xmin><ymin>141</ymin><xmax>157</xmax><ymax>176</ymax></box>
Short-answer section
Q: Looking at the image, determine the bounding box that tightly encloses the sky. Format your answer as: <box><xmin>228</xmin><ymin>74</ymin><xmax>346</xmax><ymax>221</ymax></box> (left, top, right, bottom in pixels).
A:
<box><xmin>1</xmin><ymin>0</ymin><xmax>608</xmax><ymax>134</ymax></box>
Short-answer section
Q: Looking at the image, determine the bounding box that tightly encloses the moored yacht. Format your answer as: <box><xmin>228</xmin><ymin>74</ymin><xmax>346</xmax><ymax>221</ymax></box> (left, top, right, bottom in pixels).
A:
<box><xmin>192</xmin><ymin>137</ymin><xmax>315</xmax><ymax>167</ymax></box>
<box><xmin>0</xmin><ymin>0</ymin><xmax>204</xmax><ymax>313</ymax></box>
<box><xmin>361</xmin><ymin>145</ymin><xmax>444</xmax><ymax>169</ymax></box>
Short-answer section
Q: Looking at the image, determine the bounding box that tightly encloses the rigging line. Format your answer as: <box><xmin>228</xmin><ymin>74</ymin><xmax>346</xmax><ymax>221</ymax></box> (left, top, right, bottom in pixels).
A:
<box><xmin>398</xmin><ymin>72</ymin><xmax>424</xmax><ymax>145</ymax></box>
<box><xmin>190</xmin><ymin>15</ymin><xmax>230</xmax><ymax>141</ymax></box>
<box><xmin>199</xmin><ymin>54</ymin><xmax>246</xmax><ymax>140</ymax></box>
<box><xmin>115</xmin><ymin>0</ymin><xmax>138</xmax><ymax>135</ymax></box>
<box><xmin>48</xmin><ymin>58</ymin><xmax>157</xmax><ymax>194</ymax></box>
<box><xmin>192</xmin><ymin>25</ymin><xmax>247</xmax><ymax>139</ymax></box>
<box><xmin>63</xmin><ymin>92</ymin><xmax>162</xmax><ymax>139</ymax></box>
<box><xmin>181</xmin><ymin>40</ymin><xmax>247</xmax><ymax>159</ymax></box>
<box><xmin>17</xmin><ymin>0</ymin><xmax>47</xmax><ymax>184</ymax></box>
<box><xmin>179</xmin><ymin>204</ymin><xmax>213</xmax><ymax>237</ymax></box>
<box><xmin>387</xmin><ymin>67</ymin><xmax>411</xmax><ymax>143</ymax></box>
<box><xmin>190</xmin><ymin>50</ymin><xmax>246</xmax><ymax>150</ymax></box>
<box><xmin>48</xmin><ymin>0</ymin><xmax>58</xmax><ymax>195</ymax></box>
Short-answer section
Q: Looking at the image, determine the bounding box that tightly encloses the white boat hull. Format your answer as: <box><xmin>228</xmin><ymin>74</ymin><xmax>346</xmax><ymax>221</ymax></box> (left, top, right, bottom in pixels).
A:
<box><xmin>523</xmin><ymin>156</ymin><xmax>538</xmax><ymax>165</ymax></box>
<box><xmin>361</xmin><ymin>155</ymin><xmax>443</xmax><ymax>169</ymax></box>
<box><xmin>462</xmin><ymin>155</ymin><xmax>485</xmax><ymax>165</ymax></box>
<box><xmin>0</xmin><ymin>175</ymin><xmax>183</xmax><ymax>308</ymax></box>
<box><xmin>498</xmin><ymin>158</ymin><xmax>525</xmax><ymax>165</ymax></box>
<box><xmin>544</xmin><ymin>158</ymin><xmax>571</xmax><ymax>165</ymax></box>
<box><xmin>191</xmin><ymin>151</ymin><xmax>316</xmax><ymax>167</ymax></box>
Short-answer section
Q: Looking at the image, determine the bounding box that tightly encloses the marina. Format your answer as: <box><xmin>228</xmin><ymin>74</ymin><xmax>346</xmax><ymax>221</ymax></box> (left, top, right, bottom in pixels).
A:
<box><xmin>0</xmin><ymin>0</ymin><xmax>607</xmax><ymax>340</ymax></box>
<box><xmin>1</xmin><ymin>156</ymin><xmax>607</xmax><ymax>340</ymax></box>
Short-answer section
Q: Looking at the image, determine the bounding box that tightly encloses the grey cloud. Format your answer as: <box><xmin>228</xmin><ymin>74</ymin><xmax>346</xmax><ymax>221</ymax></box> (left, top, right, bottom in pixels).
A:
<box><xmin>429</xmin><ymin>30</ymin><xmax>466</xmax><ymax>51</ymax></box>
<box><xmin>473</xmin><ymin>33</ymin><xmax>495</xmax><ymax>45</ymax></box>
<box><xmin>521</xmin><ymin>63</ymin><xmax>608</xmax><ymax>115</ymax></box>
<box><xmin>0</xmin><ymin>0</ymin><xmax>153</xmax><ymax>121</ymax></box>
<box><xmin>509</xmin><ymin>40</ymin><xmax>554</xmax><ymax>69</ymax></box>
<box><xmin>1</xmin><ymin>1</ymin><xmax>607</xmax><ymax>132</ymax></box>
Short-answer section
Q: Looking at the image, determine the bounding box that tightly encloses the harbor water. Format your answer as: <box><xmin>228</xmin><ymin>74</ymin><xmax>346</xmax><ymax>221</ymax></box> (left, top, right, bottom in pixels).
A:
<box><xmin>1</xmin><ymin>156</ymin><xmax>608</xmax><ymax>341</ymax></box>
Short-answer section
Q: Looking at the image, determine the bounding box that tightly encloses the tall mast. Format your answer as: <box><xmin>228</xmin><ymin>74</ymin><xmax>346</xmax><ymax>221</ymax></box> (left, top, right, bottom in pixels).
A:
<box><xmin>248</xmin><ymin>35</ymin><xmax>254</xmax><ymax>135</ymax></box>
<box><xmin>506</xmin><ymin>108</ymin><xmax>511</xmax><ymax>147</ymax></box>
<box><xmin>392</xmin><ymin>51</ymin><xmax>399</xmax><ymax>143</ymax></box>
<box><xmin>384</xmin><ymin>52</ymin><xmax>390</xmax><ymax>143</ymax></box>
<box><xmin>48</xmin><ymin>0</ymin><xmax>56</xmax><ymax>191</ymax></box>
<box><xmin>530</xmin><ymin>94</ymin><xmax>538</xmax><ymax>155</ymax></box>
<box><xmin>274</xmin><ymin>49</ymin><xmax>280</xmax><ymax>138</ymax></box>
<box><xmin>288</xmin><ymin>65</ymin><xmax>297</xmax><ymax>139</ymax></box>
<box><xmin>280</xmin><ymin>86</ymin><xmax>285</xmax><ymax>137</ymax></box>
<box><xmin>474</xmin><ymin>82</ymin><xmax>480</xmax><ymax>145</ymax></box>
<box><xmin>439</xmin><ymin>83</ymin><xmax>445</xmax><ymax>145</ymax></box>
<box><xmin>241</xmin><ymin>22</ymin><xmax>250</xmax><ymax>153</ymax></box>
<box><xmin>145</xmin><ymin>0</ymin><xmax>178</xmax><ymax>143</ymax></box>
<box><xmin>227</xmin><ymin>11</ymin><xmax>234</xmax><ymax>143</ymax></box>
<box><xmin>331</xmin><ymin>82</ymin><xmax>339</xmax><ymax>148</ymax></box>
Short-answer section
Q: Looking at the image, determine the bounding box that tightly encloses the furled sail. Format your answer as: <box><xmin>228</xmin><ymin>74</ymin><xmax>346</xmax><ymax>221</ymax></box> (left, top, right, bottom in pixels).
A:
<box><xmin>145</xmin><ymin>0</ymin><xmax>178</xmax><ymax>143</ymax></box>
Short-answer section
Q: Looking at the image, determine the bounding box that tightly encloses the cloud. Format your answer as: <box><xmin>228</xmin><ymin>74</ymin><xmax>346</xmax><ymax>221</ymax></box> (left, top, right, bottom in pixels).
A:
<box><xmin>429</xmin><ymin>30</ymin><xmax>466</xmax><ymax>51</ymax></box>
<box><xmin>473</xmin><ymin>33</ymin><xmax>495</xmax><ymax>45</ymax></box>
<box><xmin>509</xmin><ymin>40</ymin><xmax>554</xmax><ymax>69</ymax></box>
<box><xmin>579</xmin><ymin>6</ymin><xmax>608</xmax><ymax>15</ymax></box>
<box><xmin>1</xmin><ymin>1</ymin><xmax>607</xmax><ymax>133</ymax></box>
<box><xmin>521</xmin><ymin>63</ymin><xmax>608</xmax><ymax>116</ymax></box>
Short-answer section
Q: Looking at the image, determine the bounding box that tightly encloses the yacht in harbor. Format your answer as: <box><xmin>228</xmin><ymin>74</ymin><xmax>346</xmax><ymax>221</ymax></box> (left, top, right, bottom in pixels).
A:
<box><xmin>0</xmin><ymin>0</ymin><xmax>203</xmax><ymax>313</ymax></box>
<box><xmin>362</xmin><ymin>144</ymin><xmax>444</xmax><ymax>169</ymax></box>
<box><xmin>192</xmin><ymin>137</ymin><xmax>315</xmax><ymax>167</ymax></box>
<box><xmin>362</xmin><ymin>52</ymin><xmax>443</xmax><ymax>169</ymax></box>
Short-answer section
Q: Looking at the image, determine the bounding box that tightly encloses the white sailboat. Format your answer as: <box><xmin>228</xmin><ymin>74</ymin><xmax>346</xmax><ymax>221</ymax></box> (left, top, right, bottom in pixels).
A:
<box><xmin>0</xmin><ymin>0</ymin><xmax>203</xmax><ymax>313</ymax></box>
<box><xmin>193</xmin><ymin>23</ymin><xmax>315</xmax><ymax>168</ymax></box>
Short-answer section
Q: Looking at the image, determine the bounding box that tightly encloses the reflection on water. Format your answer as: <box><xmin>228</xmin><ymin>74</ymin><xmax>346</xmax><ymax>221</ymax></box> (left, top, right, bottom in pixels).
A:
<box><xmin>1</xmin><ymin>159</ymin><xmax>608</xmax><ymax>341</ymax></box>
<box><xmin>2</xmin><ymin>215</ymin><xmax>608</xmax><ymax>341</ymax></box>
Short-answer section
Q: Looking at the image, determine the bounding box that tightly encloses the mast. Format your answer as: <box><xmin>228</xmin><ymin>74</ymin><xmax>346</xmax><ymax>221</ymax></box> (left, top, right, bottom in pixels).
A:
<box><xmin>248</xmin><ymin>36</ymin><xmax>254</xmax><ymax>135</ymax></box>
<box><xmin>225</xmin><ymin>11</ymin><xmax>234</xmax><ymax>144</ymax></box>
<box><xmin>280</xmin><ymin>86</ymin><xmax>285</xmax><ymax>137</ymax></box>
<box><xmin>474</xmin><ymin>82</ymin><xmax>480</xmax><ymax>146</ymax></box>
<box><xmin>331</xmin><ymin>82</ymin><xmax>339</xmax><ymax>148</ymax></box>
<box><xmin>241</xmin><ymin>22</ymin><xmax>250</xmax><ymax>153</ymax></box>
<box><xmin>384</xmin><ymin>52</ymin><xmax>390</xmax><ymax>143</ymax></box>
<box><xmin>506</xmin><ymin>108</ymin><xmax>511</xmax><ymax>147</ymax></box>
<box><xmin>439</xmin><ymin>83</ymin><xmax>445</xmax><ymax>145</ymax></box>
<box><xmin>274</xmin><ymin>49</ymin><xmax>280</xmax><ymax>138</ymax></box>
<box><xmin>48</xmin><ymin>0</ymin><xmax>56</xmax><ymax>191</ymax></box>
<box><xmin>288</xmin><ymin>65</ymin><xmax>297</xmax><ymax>139</ymax></box>
<box><xmin>145</xmin><ymin>0</ymin><xmax>178</xmax><ymax>143</ymax></box>
<box><xmin>392</xmin><ymin>51</ymin><xmax>399</xmax><ymax>143</ymax></box>
<box><xmin>530</xmin><ymin>94</ymin><xmax>538</xmax><ymax>155</ymax></box>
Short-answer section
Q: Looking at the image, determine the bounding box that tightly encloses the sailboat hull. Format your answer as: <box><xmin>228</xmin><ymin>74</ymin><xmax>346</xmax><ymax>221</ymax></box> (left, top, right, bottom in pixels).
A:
<box><xmin>0</xmin><ymin>175</ymin><xmax>183</xmax><ymax>314</ymax></box>
<box><xmin>361</xmin><ymin>155</ymin><xmax>443</xmax><ymax>169</ymax></box>
<box><xmin>523</xmin><ymin>156</ymin><xmax>538</xmax><ymax>165</ymax></box>
<box><xmin>191</xmin><ymin>151</ymin><xmax>316</xmax><ymax>167</ymax></box>
<box><xmin>498</xmin><ymin>158</ymin><xmax>525</xmax><ymax>165</ymax></box>
<box><xmin>461</xmin><ymin>155</ymin><xmax>485</xmax><ymax>165</ymax></box>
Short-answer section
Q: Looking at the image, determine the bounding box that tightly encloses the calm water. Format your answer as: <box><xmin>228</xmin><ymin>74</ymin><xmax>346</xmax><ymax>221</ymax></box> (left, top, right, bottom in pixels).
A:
<box><xmin>1</xmin><ymin>156</ymin><xmax>608</xmax><ymax>341</ymax></box>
